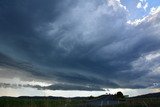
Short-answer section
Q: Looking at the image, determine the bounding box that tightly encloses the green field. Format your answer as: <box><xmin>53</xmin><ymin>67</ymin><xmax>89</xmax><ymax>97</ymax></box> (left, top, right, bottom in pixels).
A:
<box><xmin>0</xmin><ymin>97</ymin><xmax>160</xmax><ymax>107</ymax></box>
<box><xmin>0</xmin><ymin>97</ymin><xmax>84</xmax><ymax>107</ymax></box>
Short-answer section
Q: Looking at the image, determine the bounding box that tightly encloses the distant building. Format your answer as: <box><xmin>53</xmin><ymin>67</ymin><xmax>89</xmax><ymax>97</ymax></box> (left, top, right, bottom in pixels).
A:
<box><xmin>124</xmin><ymin>95</ymin><xmax>129</xmax><ymax>98</ymax></box>
<box><xmin>86</xmin><ymin>95</ymin><xmax>123</xmax><ymax>106</ymax></box>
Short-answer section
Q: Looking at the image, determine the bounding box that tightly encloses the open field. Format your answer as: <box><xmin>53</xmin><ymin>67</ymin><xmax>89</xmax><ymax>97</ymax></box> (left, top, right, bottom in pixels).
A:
<box><xmin>0</xmin><ymin>97</ymin><xmax>85</xmax><ymax>107</ymax></box>
<box><xmin>0</xmin><ymin>97</ymin><xmax>160</xmax><ymax>107</ymax></box>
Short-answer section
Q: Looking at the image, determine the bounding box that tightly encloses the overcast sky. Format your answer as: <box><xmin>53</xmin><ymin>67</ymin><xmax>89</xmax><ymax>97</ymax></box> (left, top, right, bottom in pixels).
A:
<box><xmin>0</xmin><ymin>0</ymin><xmax>160</xmax><ymax>97</ymax></box>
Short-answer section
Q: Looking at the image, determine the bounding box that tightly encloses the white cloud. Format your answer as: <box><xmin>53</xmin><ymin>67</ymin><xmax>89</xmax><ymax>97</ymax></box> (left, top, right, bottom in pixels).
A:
<box><xmin>128</xmin><ymin>6</ymin><xmax>160</xmax><ymax>26</ymax></box>
<box><xmin>143</xmin><ymin>2</ymin><xmax>148</xmax><ymax>10</ymax></box>
<box><xmin>127</xmin><ymin>18</ymin><xmax>145</xmax><ymax>26</ymax></box>
<box><xmin>137</xmin><ymin>2</ymin><xmax>142</xmax><ymax>9</ymax></box>
<box><xmin>136</xmin><ymin>0</ymin><xmax>148</xmax><ymax>11</ymax></box>
<box><xmin>150</xmin><ymin>6</ymin><xmax>160</xmax><ymax>15</ymax></box>
<box><xmin>145</xmin><ymin>52</ymin><xmax>160</xmax><ymax>61</ymax></box>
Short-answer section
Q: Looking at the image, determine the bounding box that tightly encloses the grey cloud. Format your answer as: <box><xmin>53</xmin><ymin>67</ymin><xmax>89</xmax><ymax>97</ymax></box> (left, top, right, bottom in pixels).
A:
<box><xmin>45</xmin><ymin>84</ymin><xmax>104</xmax><ymax>91</ymax></box>
<box><xmin>0</xmin><ymin>82</ymin><xmax>104</xmax><ymax>91</ymax></box>
<box><xmin>0</xmin><ymin>0</ymin><xmax>160</xmax><ymax>91</ymax></box>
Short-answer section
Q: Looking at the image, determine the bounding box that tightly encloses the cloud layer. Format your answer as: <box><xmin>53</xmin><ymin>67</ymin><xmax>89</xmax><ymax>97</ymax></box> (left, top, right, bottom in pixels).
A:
<box><xmin>0</xmin><ymin>0</ymin><xmax>160</xmax><ymax>91</ymax></box>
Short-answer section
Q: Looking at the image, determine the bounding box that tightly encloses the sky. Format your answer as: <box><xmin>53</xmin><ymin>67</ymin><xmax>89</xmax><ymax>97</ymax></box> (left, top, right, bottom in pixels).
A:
<box><xmin>0</xmin><ymin>0</ymin><xmax>160</xmax><ymax>97</ymax></box>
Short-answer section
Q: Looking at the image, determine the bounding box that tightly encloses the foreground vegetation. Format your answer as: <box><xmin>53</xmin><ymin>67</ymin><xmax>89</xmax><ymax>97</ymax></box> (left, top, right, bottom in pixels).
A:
<box><xmin>0</xmin><ymin>97</ymin><xmax>84</xmax><ymax>107</ymax></box>
<box><xmin>107</xmin><ymin>98</ymin><xmax>160</xmax><ymax>107</ymax></box>
<box><xmin>0</xmin><ymin>97</ymin><xmax>160</xmax><ymax>107</ymax></box>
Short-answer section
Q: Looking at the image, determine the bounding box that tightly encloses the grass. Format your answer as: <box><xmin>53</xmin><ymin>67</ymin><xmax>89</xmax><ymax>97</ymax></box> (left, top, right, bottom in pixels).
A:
<box><xmin>103</xmin><ymin>98</ymin><xmax>160</xmax><ymax>107</ymax></box>
<box><xmin>0</xmin><ymin>97</ymin><xmax>160</xmax><ymax>107</ymax></box>
<box><xmin>0</xmin><ymin>97</ymin><xmax>85</xmax><ymax>107</ymax></box>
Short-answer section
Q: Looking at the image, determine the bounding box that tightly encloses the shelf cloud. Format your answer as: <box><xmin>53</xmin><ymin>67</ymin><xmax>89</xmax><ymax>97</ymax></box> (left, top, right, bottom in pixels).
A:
<box><xmin>0</xmin><ymin>0</ymin><xmax>160</xmax><ymax>91</ymax></box>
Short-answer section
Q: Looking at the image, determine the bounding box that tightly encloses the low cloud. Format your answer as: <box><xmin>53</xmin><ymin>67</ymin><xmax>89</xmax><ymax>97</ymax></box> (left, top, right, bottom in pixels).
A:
<box><xmin>0</xmin><ymin>82</ymin><xmax>104</xmax><ymax>91</ymax></box>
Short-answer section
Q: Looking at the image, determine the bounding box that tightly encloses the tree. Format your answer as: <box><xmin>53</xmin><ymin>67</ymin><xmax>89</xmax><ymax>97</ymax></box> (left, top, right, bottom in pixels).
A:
<box><xmin>116</xmin><ymin>91</ymin><xmax>124</xmax><ymax>99</ymax></box>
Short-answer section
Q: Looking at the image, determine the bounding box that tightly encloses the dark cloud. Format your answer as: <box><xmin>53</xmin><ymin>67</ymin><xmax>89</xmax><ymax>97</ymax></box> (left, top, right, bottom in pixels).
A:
<box><xmin>0</xmin><ymin>0</ymin><xmax>160</xmax><ymax>91</ymax></box>
<box><xmin>45</xmin><ymin>84</ymin><xmax>104</xmax><ymax>91</ymax></box>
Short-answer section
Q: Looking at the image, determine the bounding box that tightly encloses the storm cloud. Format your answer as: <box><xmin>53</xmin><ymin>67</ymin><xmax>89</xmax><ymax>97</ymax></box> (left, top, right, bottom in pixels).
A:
<box><xmin>0</xmin><ymin>0</ymin><xmax>160</xmax><ymax>91</ymax></box>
